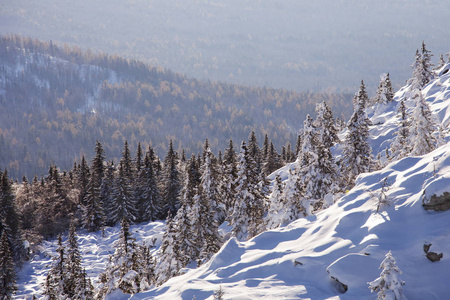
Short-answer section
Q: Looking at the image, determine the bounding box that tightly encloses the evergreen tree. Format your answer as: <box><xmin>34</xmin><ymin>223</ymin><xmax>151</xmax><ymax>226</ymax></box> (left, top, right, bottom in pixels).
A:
<box><xmin>265</xmin><ymin>174</ymin><xmax>285</xmax><ymax>229</ymax></box>
<box><xmin>65</xmin><ymin>221</ymin><xmax>94</xmax><ymax>299</ymax></box>
<box><xmin>43</xmin><ymin>234</ymin><xmax>67</xmax><ymax>299</ymax></box>
<box><xmin>248</xmin><ymin>131</ymin><xmax>262</xmax><ymax>173</ymax></box>
<box><xmin>155</xmin><ymin>213</ymin><xmax>183</xmax><ymax>285</ymax></box>
<box><xmin>161</xmin><ymin>140</ymin><xmax>182</xmax><ymax>217</ymax></box>
<box><xmin>0</xmin><ymin>231</ymin><xmax>17</xmax><ymax>299</ymax></box>
<box><xmin>369</xmin><ymin>251</ymin><xmax>405</xmax><ymax>300</ymax></box>
<box><xmin>342</xmin><ymin>81</ymin><xmax>373</xmax><ymax>188</ymax></box>
<box><xmin>108</xmin><ymin>161</ymin><xmax>138</xmax><ymax>225</ymax></box>
<box><xmin>230</xmin><ymin>142</ymin><xmax>266</xmax><ymax>240</ymax></box>
<box><xmin>101</xmin><ymin>161</ymin><xmax>116</xmax><ymax>227</ymax></box>
<box><xmin>262</xmin><ymin>142</ymin><xmax>282</xmax><ymax>176</ymax></box>
<box><xmin>96</xmin><ymin>218</ymin><xmax>154</xmax><ymax>297</ymax></box>
<box><xmin>82</xmin><ymin>141</ymin><xmax>106</xmax><ymax>232</ymax></box>
<box><xmin>435</xmin><ymin>54</ymin><xmax>446</xmax><ymax>70</ymax></box>
<box><xmin>314</xmin><ymin>102</ymin><xmax>340</xmax><ymax>149</ymax></box>
<box><xmin>77</xmin><ymin>156</ymin><xmax>90</xmax><ymax>206</ymax></box>
<box><xmin>409</xmin><ymin>90</ymin><xmax>437</xmax><ymax>156</ymax></box>
<box><xmin>137</xmin><ymin>152</ymin><xmax>162</xmax><ymax>222</ymax></box>
<box><xmin>221</xmin><ymin>139</ymin><xmax>237</xmax><ymax>215</ymax></box>
<box><xmin>390</xmin><ymin>100</ymin><xmax>411</xmax><ymax>160</ymax></box>
<box><xmin>193</xmin><ymin>148</ymin><xmax>222</xmax><ymax>263</ymax></box>
<box><xmin>409</xmin><ymin>41</ymin><xmax>434</xmax><ymax>91</ymax></box>
<box><xmin>0</xmin><ymin>169</ymin><xmax>25</xmax><ymax>262</ymax></box>
<box><xmin>374</xmin><ymin>73</ymin><xmax>394</xmax><ymax>105</ymax></box>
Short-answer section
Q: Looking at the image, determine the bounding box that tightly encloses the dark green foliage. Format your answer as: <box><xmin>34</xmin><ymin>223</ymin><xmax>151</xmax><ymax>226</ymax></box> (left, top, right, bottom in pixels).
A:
<box><xmin>0</xmin><ymin>231</ymin><xmax>17</xmax><ymax>299</ymax></box>
<box><xmin>161</xmin><ymin>141</ymin><xmax>182</xmax><ymax>217</ymax></box>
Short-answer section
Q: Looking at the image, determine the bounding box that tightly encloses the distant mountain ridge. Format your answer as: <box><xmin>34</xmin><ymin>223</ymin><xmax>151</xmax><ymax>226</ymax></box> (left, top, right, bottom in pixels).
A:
<box><xmin>0</xmin><ymin>35</ymin><xmax>353</xmax><ymax>179</ymax></box>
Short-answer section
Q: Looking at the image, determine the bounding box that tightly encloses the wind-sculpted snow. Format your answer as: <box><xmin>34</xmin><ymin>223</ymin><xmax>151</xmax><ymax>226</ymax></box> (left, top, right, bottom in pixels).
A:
<box><xmin>17</xmin><ymin>65</ymin><xmax>450</xmax><ymax>299</ymax></box>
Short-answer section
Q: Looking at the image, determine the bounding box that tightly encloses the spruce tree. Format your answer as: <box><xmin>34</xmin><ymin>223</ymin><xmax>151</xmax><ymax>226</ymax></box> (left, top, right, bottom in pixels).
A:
<box><xmin>409</xmin><ymin>41</ymin><xmax>434</xmax><ymax>91</ymax></box>
<box><xmin>314</xmin><ymin>101</ymin><xmax>340</xmax><ymax>149</ymax></box>
<box><xmin>161</xmin><ymin>140</ymin><xmax>182</xmax><ymax>217</ymax></box>
<box><xmin>155</xmin><ymin>213</ymin><xmax>183</xmax><ymax>285</ymax></box>
<box><xmin>43</xmin><ymin>234</ymin><xmax>67</xmax><ymax>299</ymax></box>
<box><xmin>82</xmin><ymin>141</ymin><xmax>106</xmax><ymax>232</ymax></box>
<box><xmin>96</xmin><ymin>218</ymin><xmax>154</xmax><ymax>296</ymax></box>
<box><xmin>262</xmin><ymin>142</ymin><xmax>282</xmax><ymax>176</ymax></box>
<box><xmin>230</xmin><ymin>142</ymin><xmax>266</xmax><ymax>240</ymax></box>
<box><xmin>265</xmin><ymin>174</ymin><xmax>286</xmax><ymax>229</ymax></box>
<box><xmin>410</xmin><ymin>90</ymin><xmax>437</xmax><ymax>156</ymax></box>
<box><xmin>0</xmin><ymin>169</ymin><xmax>25</xmax><ymax>262</ymax></box>
<box><xmin>248</xmin><ymin>131</ymin><xmax>262</xmax><ymax>173</ymax></box>
<box><xmin>193</xmin><ymin>148</ymin><xmax>222</xmax><ymax>263</ymax></box>
<box><xmin>222</xmin><ymin>139</ymin><xmax>237</xmax><ymax>215</ymax></box>
<box><xmin>374</xmin><ymin>73</ymin><xmax>394</xmax><ymax>105</ymax></box>
<box><xmin>137</xmin><ymin>152</ymin><xmax>162</xmax><ymax>222</ymax></box>
<box><xmin>390</xmin><ymin>100</ymin><xmax>411</xmax><ymax>159</ymax></box>
<box><xmin>369</xmin><ymin>251</ymin><xmax>405</xmax><ymax>300</ymax></box>
<box><xmin>342</xmin><ymin>81</ymin><xmax>373</xmax><ymax>188</ymax></box>
<box><xmin>0</xmin><ymin>231</ymin><xmax>17</xmax><ymax>299</ymax></box>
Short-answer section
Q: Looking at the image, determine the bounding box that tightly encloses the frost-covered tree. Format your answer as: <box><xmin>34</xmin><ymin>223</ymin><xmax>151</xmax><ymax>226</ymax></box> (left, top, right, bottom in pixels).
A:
<box><xmin>369</xmin><ymin>251</ymin><xmax>405</xmax><ymax>300</ymax></box>
<box><xmin>409</xmin><ymin>42</ymin><xmax>434</xmax><ymax>91</ymax></box>
<box><xmin>43</xmin><ymin>234</ymin><xmax>67</xmax><ymax>300</ymax></box>
<box><xmin>96</xmin><ymin>218</ymin><xmax>154</xmax><ymax>297</ymax></box>
<box><xmin>390</xmin><ymin>100</ymin><xmax>411</xmax><ymax>160</ymax></box>
<box><xmin>314</xmin><ymin>102</ymin><xmax>340</xmax><ymax>149</ymax></box>
<box><xmin>65</xmin><ymin>221</ymin><xmax>94</xmax><ymax>299</ymax></box>
<box><xmin>229</xmin><ymin>142</ymin><xmax>266</xmax><ymax>240</ymax></box>
<box><xmin>435</xmin><ymin>54</ymin><xmax>446</xmax><ymax>70</ymax></box>
<box><xmin>155</xmin><ymin>213</ymin><xmax>183</xmax><ymax>285</ymax></box>
<box><xmin>0</xmin><ymin>231</ymin><xmax>17</xmax><ymax>299</ymax></box>
<box><xmin>262</xmin><ymin>142</ymin><xmax>283</xmax><ymax>176</ymax></box>
<box><xmin>342</xmin><ymin>81</ymin><xmax>373</xmax><ymax>188</ymax></box>
<box><xmin>248</xmin><ymin>131</ymin><xmax>262</xmax><ymax>174</ymax></box>
<box><xmin>193</xmin><ymin>148</ymin><xmax>222</xmax><ymax>263</ymax></box>
<box><xmin>409</xmin><ymin>90</ymin><xmax>437</xmax><ymax>156</ymax></box>
<box><xmin>265</xmin><ymin>174</ymin><xmax>286</xmax><ymax>229</ymax></box>
<box><xmin>374</xmin><ymin>73</ymin><xmax>394</xmax><ymax>105</ymax></box>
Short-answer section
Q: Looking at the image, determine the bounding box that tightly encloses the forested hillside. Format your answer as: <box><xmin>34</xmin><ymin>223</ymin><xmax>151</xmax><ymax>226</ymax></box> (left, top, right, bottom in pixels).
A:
<box><xmin>0</xmin><ymin>35</ymin><xmax>353</xmax><ymax>179</ymax></box>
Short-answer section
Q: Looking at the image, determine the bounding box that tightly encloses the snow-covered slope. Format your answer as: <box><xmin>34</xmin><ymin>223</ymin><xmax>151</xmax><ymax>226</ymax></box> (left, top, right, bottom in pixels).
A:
<box><xmin>16</xmin><ymin>64</ymin><xmax>450</xmax><ymax>299</ymax></box>
<box><xmin>129</xmin><ymin>64</ymin><xmax>450</xmax><ymax>299</ymax></box>
<box><xmin>132</xmin><ymin>145</ymin><xmax>450</xmax><ymax>299</ymax></box>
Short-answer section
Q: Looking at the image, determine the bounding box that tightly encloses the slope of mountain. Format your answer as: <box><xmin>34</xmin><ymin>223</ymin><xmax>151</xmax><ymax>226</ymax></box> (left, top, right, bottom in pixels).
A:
<box><xmin>15</xmin><ymin>64</ymin><xmax>450</xmax><ymax>299</ymax></box>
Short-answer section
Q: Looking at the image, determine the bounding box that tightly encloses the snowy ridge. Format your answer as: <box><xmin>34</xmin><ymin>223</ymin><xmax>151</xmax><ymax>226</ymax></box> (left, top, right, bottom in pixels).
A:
<box><xmin>129</xmin><ymin>65</ymin><xmax>450</xmax><ymax>299</ymax></box>
<box><xmin>16</xmin><ymin>65</ymin><xmax>450</xmax><ymax>299</ymax></box>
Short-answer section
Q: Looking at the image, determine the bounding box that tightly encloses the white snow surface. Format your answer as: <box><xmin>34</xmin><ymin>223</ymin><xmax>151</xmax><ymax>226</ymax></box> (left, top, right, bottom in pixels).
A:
<box><xmin>16</xmin><ymin>65</ymin><xmax>450</xmax><ymax>299</ymax></box>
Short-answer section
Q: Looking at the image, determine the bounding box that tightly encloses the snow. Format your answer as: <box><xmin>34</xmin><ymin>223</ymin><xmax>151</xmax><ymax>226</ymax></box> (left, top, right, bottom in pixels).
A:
<box><xmin>16</xmin><ymin>63</ymin><xmax>450</xmax><ymax>299</ymax></box>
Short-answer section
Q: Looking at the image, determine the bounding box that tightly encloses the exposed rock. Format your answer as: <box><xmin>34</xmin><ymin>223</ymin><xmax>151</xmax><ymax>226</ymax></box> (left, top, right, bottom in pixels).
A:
<box><xmin>426</xmin><ymin>252</ymin><xmax>443</xmax><ymax>262</ymax></box>
<box><xmin>329</xmin><ymin>275</ymin><xmax>348</xmax><ymax>293</ymax></box>
<box><xmin>423</xmin><ymin>192</ymin><xmax>450</xmax><ymax>211</ymax></box>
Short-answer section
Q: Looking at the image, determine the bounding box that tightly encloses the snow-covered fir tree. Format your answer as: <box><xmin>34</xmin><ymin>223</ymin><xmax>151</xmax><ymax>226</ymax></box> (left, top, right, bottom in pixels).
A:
<box><xmin>193</xmin><ymin>148</ymin><xmax>222</xmax><ymax>263</ymax></box>
<box><xmin>96</xmin><ymin>218</ymin><xmax>154</xmax><ymax>297</ymax></box>
<box><xmin>229</xmin><ymin>141</ymin><xmax>266</xmax><ymax>240</ymax></box>
<box><xmin>65</xmin><ymin>221</ymin><xmax>94</xmax><ymax>299</ymax></box>
<box><xmin>342</xmin><ymin>80</ymin><xmax>373</xmax><ymax>188</ymax></box>
<box><xmin>409</xmin><ymin>90</ymin><xmax>437</xmax><ymax>156</ymax></box>
<box><xmin>299</xmin><ymin>114</ymin><xmax>338</xmax><ymax>212</ymax></box>
<box><xmin>262</xmin><ymin>142</ymin><xmax>283</xmax><ymax>176</ymax></box>
<box><xmin>248</xmin><ymin>131</ymin><xmax>262</xmax><ymax>174</ymax></box>
<box><xmin>435</xmin><ymin>54</ymin><xmax>446</xmax><ymax>70</ymax></box>
<box><xmin>409</xmin><ymin>41</ymin><xmax>434</xmax><ymax>91</ymax></box>
<box><xmin>43</xmin><ymin>234</ymin><xmax>67</xmax><ymax>300</ymax></box>
<box><xmin>0</xmin><ymin>231</ymin><xmax>17</xmax><ymax>299</ymax></box>
<box><xmin>374</xmin><ymin>73</ymin><xmax>394</xmax><ymax>105</ymax></box>
<box><xmin>369</xmin><ymin>251</ymin><xmax>405</xmax><ymax>300</ymax></box>
<box><xmin>101</xmin><ymin>161</ymin><xmax>116</xmax><ymax>226</ymax></box>
<box><xmin>265</xmin><ymin>174</ymin><xmax>286</xmax><ymax>229</ymax></box>
<box><xmin>390</xmin><ymin>100</ymin><xmax>411</xmax><ymax>160</ymax></box>
<box><xmin>155</xmin><ymin>213</ymin><xmax>183</xmax><ymax>285</ymax></box>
